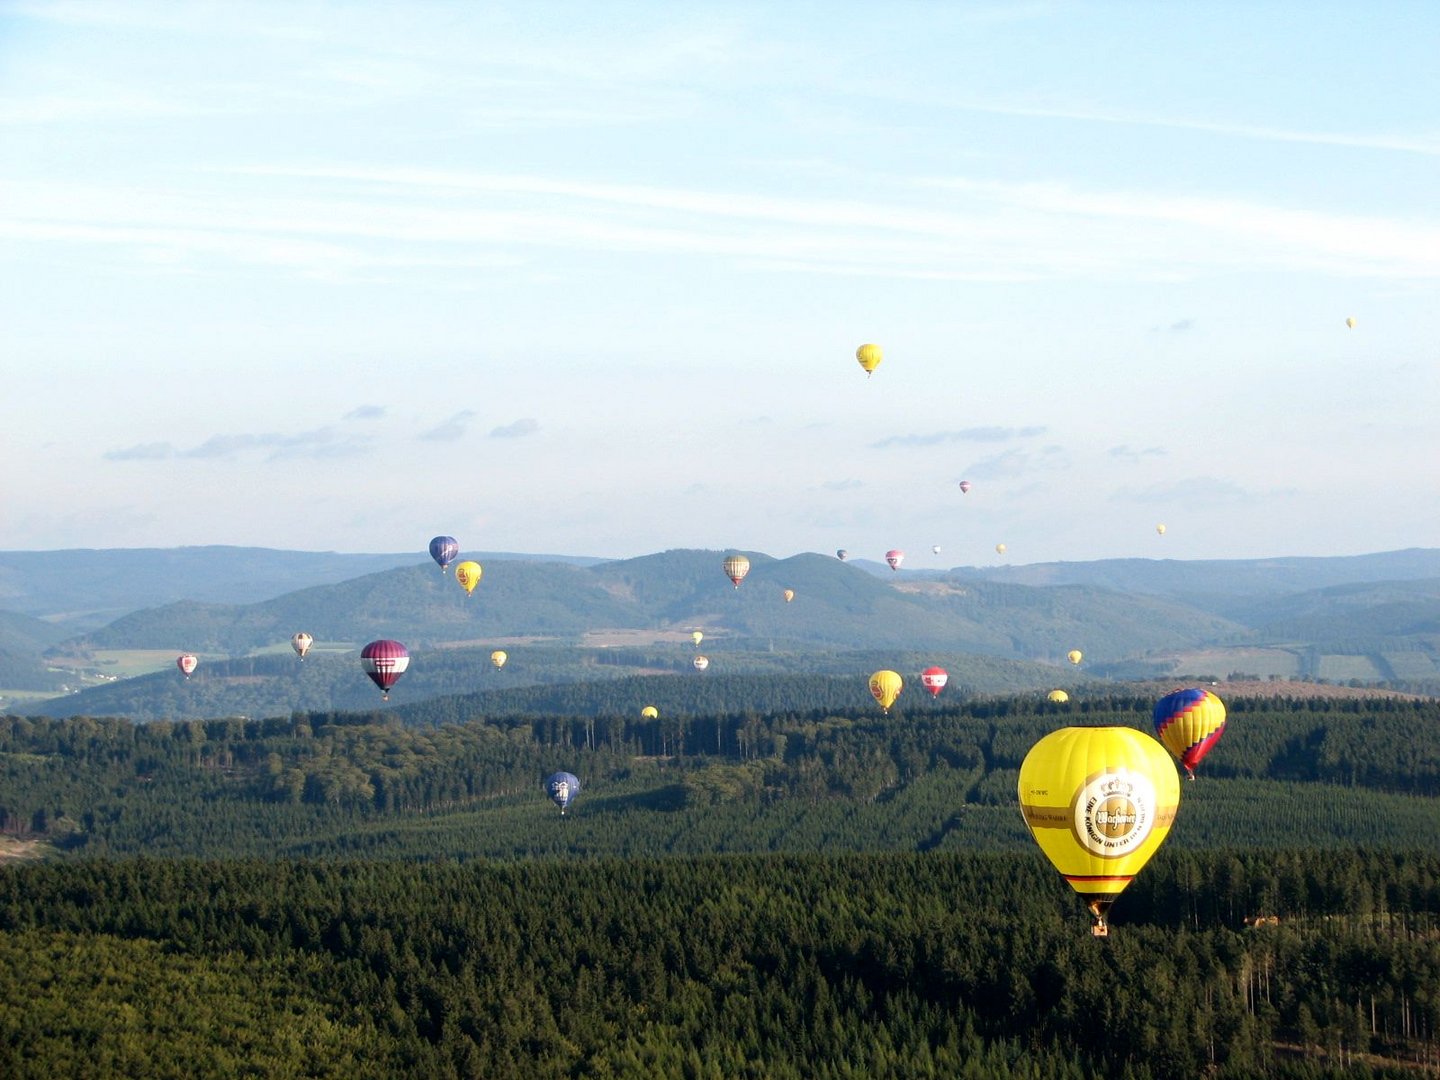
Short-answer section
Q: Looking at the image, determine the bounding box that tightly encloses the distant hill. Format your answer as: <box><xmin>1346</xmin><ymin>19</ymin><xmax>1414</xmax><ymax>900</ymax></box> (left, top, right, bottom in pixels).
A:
<box><xmin>12</xmin><ymin>544</ymin><xmax>1440</xmax><ymax>720</ymax></box>
<box><xmin>939</xmin><ymin>548</ymin><xmax>1440</xmax><ymax>603</ymax></box>
<box><xmin>0</xmin><ymin>545</ymin><xmax>604</xmax><ymax>630</ymax></box>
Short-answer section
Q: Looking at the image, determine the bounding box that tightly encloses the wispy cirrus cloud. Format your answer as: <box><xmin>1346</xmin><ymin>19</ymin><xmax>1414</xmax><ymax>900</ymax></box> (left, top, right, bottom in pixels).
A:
<box><xmin>870</xmin><ymin>426</ymin><xmax>1046</xmax><ymax>449</ymax></box>
<box><xmin>104</xmin><ymin>427</ymin><xmax>373</xmax><ymax>462</ymax></box>
<box><xmin>1114</xmin><ymin>477</ymin><xmax>1291</xmax><ymax>504</ymax></box>
<box><xmin>490</xmin><ymin>418</ymin><xmax>539</xmax><ymax>439</ymax></box>
<box><xmin>1108</xmin><ymin>445</ymin><xmax>1167</xmax><ymax>463</ymax></box>
<box><xmin>344</xmin><ymin>404</ymin><xmax>386</xmax><ymax>420</ymax></box>
<box><xmin>419</xmin><ymin>410</ymin><xmax>477</xmax><ymax>442</ymax></box>
<box><xmin>964</xmin><ymin>445</ymin><xmax>1069</xmax><ymax>480</ymax></box>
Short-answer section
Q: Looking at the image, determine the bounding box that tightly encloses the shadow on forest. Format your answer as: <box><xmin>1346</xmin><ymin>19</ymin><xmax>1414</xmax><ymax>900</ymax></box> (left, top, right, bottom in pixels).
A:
<box><xmin>581</xmin><ymin>784</ymin><xmax>689</xmax><ymax>814</ymax></box>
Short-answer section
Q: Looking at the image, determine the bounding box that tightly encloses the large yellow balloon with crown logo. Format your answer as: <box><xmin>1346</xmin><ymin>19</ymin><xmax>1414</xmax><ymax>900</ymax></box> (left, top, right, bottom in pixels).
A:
<box><xmin>1018</xmin><ymin>726</ymin><xmax>1180</xmax><ymax>936</ymax></box>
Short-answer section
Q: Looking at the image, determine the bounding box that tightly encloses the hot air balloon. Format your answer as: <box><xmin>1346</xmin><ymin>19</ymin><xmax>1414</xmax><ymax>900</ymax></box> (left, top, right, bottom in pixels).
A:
<box><xmin>932</xmin><ymin>545</ymin><xmax>942</xmax><ymax>555</ymax></box>
<box><xmin>177</xmin><ymin>654</ymin><xmax>197</xmax><ymax>679</ymax></box>
<box><xmin>920</xmin><ymin>666</ymin><xmax>948</xmax><ymax>697</ymax></box>
<box><xmin>545</xmin><ymin>771</ymin><xmax>580</xmax><ymax>815</ymax></box>
<box><xmin>291</xmin><ymin>632</ymin><xmax>313</xmax><ymax>660</ymax></box>
<box><xmin>1345</xmin><ymin>316</ymin><xmax>1356</xmax><ymax>329</ymax></box>
<box><xmin>855</xmin><ymin>343</ymin><xmax>883</xmax><ymax>376</ymax></box>
<box><xmin>1152</xmin><ymin>688</ymin><xmax>1227</xmax><ymax>780</ymax></box>
<box><xmin>1156</xmin><ymin>524</ymin><xmax>1167</xmax><ymax>536</ymax></box>
<box><xmin>836</xmin><ymin>549</ymin><xmax>849</xmax><ymax>561</ymax></box>
<box><xmin>490</xmin><ymin>650</ymin><xmax>507</xmax><ymax>670</ymax></box>
<box><xmin>1047</xmin><ymin>689</ymin><xmax>1070</xmax><ymax>704</ymax></box>
<box><xmin>995</xmin><ymin>543</ymin><xmax>1007</xmax><ymax>556</ymax></box>
<box><xmin>360</xmin><ymin>639</ymin><xmax>409</xmax><ymax>700</ymax></box>
<box><xmin>723</xmin><ymin>554</ymin><xmax>750</xmax><ymax>588</ymax></box>
<box><xmin>1067</xmin><ymin>650</ymin><xmax>1083</xmax><ymax>665</ymax></box>
<box><xmin>693</xmin><ymin>655</ymin><xmax>710</xmax><ymax>671</ymax></box>
<box><xmin>782</xmin><ymin>589</ymin><xmax>795</xmax><ymax>603</ymax></box>
<box><xmin>958</xmin><ymin>481</ymin><xmax>972</xmax><ymax>494</ymax></box>
<box><xmin>885</xmin><ymin>549</ymin><xmax>905</xmax><ymax>571</ymax></box>
<box><xmin>1018</xmin><ymin>726</ymin><xmax>1180</xmax><ymax>936</ymax></box>
<box><xmin>692</xmin><ymin>630</ymin><xmax>704</xmax><ymax>647</ymax></box>
<box><xmin>869</xmin><ymin>669</ymin><xmax>903</xmax><ymax>713</ymax></box>
<box><xmin>455</xmin><ymin>560</ymin><xmax>483</xmax><ymax>595</ymax></box>
<box><xmin>640</xmin><ymin>705</ymin><xmax>659</xmax><ymax>720</ymax></box>
<box><xmin>429</xmin><ymin>536</ymin><xmax>459</xmax><ymax>571</ymax></box>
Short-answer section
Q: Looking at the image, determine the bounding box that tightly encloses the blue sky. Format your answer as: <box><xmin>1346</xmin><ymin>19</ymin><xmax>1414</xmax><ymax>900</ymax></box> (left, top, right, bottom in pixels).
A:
<box><xmin>3</xmin><ymin>1</ymin><xmax>1437</xmax><ymax>565</ymax></box>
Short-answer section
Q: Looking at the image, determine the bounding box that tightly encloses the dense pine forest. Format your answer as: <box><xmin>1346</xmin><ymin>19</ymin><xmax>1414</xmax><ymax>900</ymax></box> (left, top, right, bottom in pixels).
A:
<box><xmin>3</xmin><ymin>693</ymin><xmax>1440</xmax><ymax>1076</ymax></box>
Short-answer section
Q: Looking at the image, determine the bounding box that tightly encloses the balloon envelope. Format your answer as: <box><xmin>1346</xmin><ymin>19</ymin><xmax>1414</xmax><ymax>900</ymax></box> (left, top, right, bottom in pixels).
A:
<box><xmin>291</xmin><ymin>632</ymin><xmax>313</xmax><ymax>660</ymax></box>
<box><xmin>177</xmin><ymin>654</ymin><xmax>197</xmax><ymax>678</ymax></box>
<box><xmin>1156</xmin><ymin>523</ymin><xmax>1167</xmax><ymax>536</ymax></box>
<box><xmin>723</xmin><ymin>554</ymin><xmax>750</xmax><ymax>588</ymax></box>
<box><xmin>836</xmin><ymin>549</ymin><xmax>849</xmax><ymax>561</ymax></box>
<box><xmin>855</xmin><ymin>343</ymin><xmax>883</xmax><ymax>375</ymax></box>
<box><xmin>1018</xmin><ymin>726</ymin><xmax>1180</xmax><ymax>935</ymax></box>
<box><xmin>920</xmin><ymin>666</ymin><xmax>948</xmax><ymax>697</ymax></box>
<box><xmin>995</xmin><ymin>543</ymin><xmax>1007</xmax><ymax>556</ymax></box>
<box><xmin>693</xmin><ymin>655</ymin><xmax>710</xmax><ymax>671</ymax></box>
<box><xmin>1067</xmin><ymin>650</ymin><xmax>1083</xmax><ymax>665</ymax></box>
<box><xmin>640</xmin><ymin>705</ymin><xmax>659</xmax><ymax>720</ymax></box>
<box><xmin>958</xmin><ymin>481</ymin><xmax>972</xmax><ymax>494</ymax></box>
<box><xmin>360</xmin><ymin>639</ymin><xmax>410</xmax><ymax>699</ymax></box>
<box><xmin>782</xmin><ymin>589</ymin><xmax>795</xmax><ymax>603</ymax></box>
<box><xmin>1345</xmin><ymin>316</ymin><xmax>1356</xmax><ymax>328</ymax></box>
<box><xmin>869</xmin><ymin>669</ymin><xmax>903</xmax><ymax>712</ymax></box>
<box><xmin>692</xmin><ymin>631</ymin><xmax>704</xmax><ymax>647</ymax></box>
<box><xmin>455</xmin><ymin>561</ymin><xmax>483</xmax><ymax>595</ymax></box>
<box><xmin>885</xmin><ymin>549</ymin><xmax>904</xmax><ymax>571</ymax></box>
<box><xmin>490</xmin><ymin>650</ymin><xmax>507</xmax><ymax>670</ymax></box>
<box><xmin>931</xmin><ymin>545</ymin><xmax>941</xmax><ymax>555</ymax></box>
<box><xmin>429</xmin><ymin>536</ymin><xmax>459</xmax><ymax>571</ymax></box>
<box><xmin>1047</xmin><ymin>689</ymin><xmax>1070</xmax><ymax>704</ymax></box>
<box><xmin>1152</xmin><ymin>688</ymin><xmax>1227</xmax><ymax>779</ymax></box>
<box><xmin>545</xmin><ymin>771</ymin><xmax>580</xmax><ymax>813</ymax></box>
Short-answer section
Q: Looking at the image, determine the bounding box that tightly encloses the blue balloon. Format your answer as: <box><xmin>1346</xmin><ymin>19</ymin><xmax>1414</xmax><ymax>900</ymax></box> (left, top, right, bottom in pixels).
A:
<box><xmin>428</xmin><ymin>536</ymin><xmax>459</xmax><ymax>571</ymax></box>
<box><xmin>545</xmin><ymin>771</ymin><xmax>581</xmax><ymax>814</ymax></box>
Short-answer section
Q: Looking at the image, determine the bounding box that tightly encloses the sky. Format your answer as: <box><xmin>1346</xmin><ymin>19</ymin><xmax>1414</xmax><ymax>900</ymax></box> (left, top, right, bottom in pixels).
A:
<box><xmin>3</xmin><ymin>1</ymin><xmax>1438</xmax><ymax>567</ymax></box>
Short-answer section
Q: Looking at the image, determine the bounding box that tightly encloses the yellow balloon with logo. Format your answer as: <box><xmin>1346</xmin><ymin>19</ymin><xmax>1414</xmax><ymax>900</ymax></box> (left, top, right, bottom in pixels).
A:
<box><xmin>490</xmin><ymin>650</ymin><xmax>507</xmax><ymax>670</ymax></box>
<box><xmin>1018</xmin><ymin>726</ymin><xmax>1180</xmax><ymax>936</ymax></box>
<box><xmin>855</xmin><ymin>343</ymin><xmax>883</xmax><ymax>376</ymax></box>
<box><xmin>868</xmin><ymin>669</ymin><xmax>903</xmax><ymax>713</ymax></box>
<box><xmin>455</xmin><ymin>560</ymin><xmax>483</xmax><ymax>595</ymax></box>
<box><xmin>1067</xmin><ymin>649</ymin><xmax>1083</xmax><ymax>665</ymax></box>
<box><xmin>641</xmin><ymin>705</ymin><xmax>659</xmax><ymax>720</ymax></box>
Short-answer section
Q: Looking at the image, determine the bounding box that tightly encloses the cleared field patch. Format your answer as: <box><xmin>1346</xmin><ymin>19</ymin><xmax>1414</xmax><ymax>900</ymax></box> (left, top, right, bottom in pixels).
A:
<box><xmin>1160</xmin><ymin>646</ymin><xmax>1302</xmax><ymax>679</ymax></box>
<box><xmin>1315</xmin><ymin>654</ymin><xmax>1384</xmax><ymax>682</ymax></box>
<box><xmin>79</xmin><ymin>649</ymin><xmax>195</xmax><ymax>678</ymax></box>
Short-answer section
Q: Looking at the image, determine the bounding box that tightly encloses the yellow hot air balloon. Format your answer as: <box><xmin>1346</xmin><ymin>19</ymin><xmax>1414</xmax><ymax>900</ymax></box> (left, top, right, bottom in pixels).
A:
<box><xmin>723</xmin><ymin>554</ymin><xmax>750</xmax><ymax>588</ymax></box>
<box><xmin>1345</xmin><ymin>316</ymin><xmax>1356</xmax><ymax>329</ymax></box>
<box><xmin>855</xmin><ymin>343</ymin><xmax>883</xmax><ymax>376</ymax></box>
<box><xmin>995</xmin><ymin>543</ymin><xmax>1007</xmax><ymax>556</ymax></box>
<box><xmin>1156</xmin><ymin>523</ymin><xmax>1167</xmax><ymax>536</ymax></box>
<box><xmin>1047</xmin><ymin>689</ymin><xmax>1069</xmax><ymax>704</ymax></box>
<box><xmin>1018</xmin><ymin>726</ymin><xmax>1180</xmax><ymax>936</ymax></box>
<box><xmin>782</xmin><ymin>588</ymin><xmax>795</xmax><ymax>603</ymax></box>
<box><xmin>691</xmin><ymin>630</ymin><xmax>704</xmax><ymax>647</ymax></box>
<box><xmin>455</xmin><ymin>560</ymin><xmax>483</xmax><ymax>595</ymax></box>
<box><xmin>1067</xmin><ymin>650</ymin><xmax>1083</xmax><ymax>665</ymax></box>
<box><xmin>641</xmin><ymin>705</ymin><xmax>659</xmax><ymax>720</ymax></box>
<box><xmin>868</xmin><ymin>669</ymin><xmax>903</xmax><ymax>713</ymax></box>
<box><xmin>490</xmin><ymin>649</ymin><xmax>507</xmax><ymax>670</ymax></box>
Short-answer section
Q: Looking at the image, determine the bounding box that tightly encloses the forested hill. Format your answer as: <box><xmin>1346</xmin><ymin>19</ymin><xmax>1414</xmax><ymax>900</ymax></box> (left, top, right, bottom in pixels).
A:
<box><xmin>0</xmin><ymin>545</ymin><xmax>604</xmax><ymax>631</ymax></box>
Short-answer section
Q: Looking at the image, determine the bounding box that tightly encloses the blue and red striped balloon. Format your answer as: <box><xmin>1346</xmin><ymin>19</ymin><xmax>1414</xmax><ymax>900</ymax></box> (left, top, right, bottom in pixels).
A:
<box><xmin>1152</xmin><ymin>688</ymin><xmax>1226</xmax><ymax>780</ymax></box>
